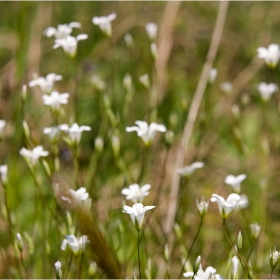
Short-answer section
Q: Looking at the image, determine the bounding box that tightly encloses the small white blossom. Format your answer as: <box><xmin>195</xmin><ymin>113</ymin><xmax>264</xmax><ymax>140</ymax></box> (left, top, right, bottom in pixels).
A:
<box><xmin>53</xmin><ymin>34</ymin><xmax>88</xmax><ymax>58</ymax></box>
<box><xmin>184</xmin><ymin>264</ymin><xmax>220</xmax><ymax>279</ymax></box>
<box><xmin>121</xmin><ymin>184</ymin><xmax>151</xmax><ymax>203</ymax></box>
<box><xmin>208</xmin><ymin>68</ymin><xmax>217</xmax><ymax>84</ymax></box>
<box><xmin>42</xmin><ymin>91</ymin><xmax>69</xmax><ymax>111</ymax></box>
<box><xmin>0</xmin><ymin>120</ymin><xmax>6</xmax><ymax>138</ymax></box>
<box><xmin>61</xmin><ymin>187</ymin><xmax>89</xmax><ymax>204</ymax></box>
<box><xmin>43</xmin><ymin>125</ymin><xmax>65</xmax><ymax>142</ymax></box>
<box><xmin>16</xmin><ymin>233</ymin><xmax>23</xmax><ymax>251</ymax></box>
<box><xmin>60</xmin><ymin>123</ymin><xmax>91</xmax><ymax>145</ymax></box>
<box><xmin>231</xmin><ymin>256</ymin><xmax>239</xmax><ymax>279</ymax></box>
<box><xmin>29</xmin><ymin>73</ymin><xmax>62</xmax><ymax>94</ymax></box>
<box><xmin>210</xmin><ymin>193</ymin><xmax>240</xmax><ymax>219</ymax></box>
<box><xmin>220</xmin><ymin>82</ymin><xmax>232</xmax><ymax>94</ymax></box>
<box><xmin>270</xmin><ymin>248</ymin><xmax>280</xmax><ymax>269</ymax></box>
<box><xmin>126</xmin><ymin>120</ymin><xmax>166</xmax><ymax>146</ymax></box>
<box><xmin>257</xmin><ymin>43</ymin><xmax>280</xmax><ymax>69</ymax></box>
<box><xmin>92</xmin><ymin>13</ymin><xmax>116</xmax><ymax>37</ymax></box>
<box><xmin>20</xmin><ymin>146</ymin><xmax>49</xmax><ymax>166</ymax></box>
<box><xmin>250</xmin><ymin>223</ymin><xmax>261</xmax><ymax>239</ymax></box>
<box><xmin>256</xmin><ymin>82</ymin><xmax>278</xmax><ymax>102</ymax></box>
<box><xmin>145</xmin><ymin>23</ymin><xmax>158</xmax><ymax>41</ymax></box>
<box><xmin>177</xmin><ymin>162</ymin><xmax>204</xmax><ymax>177</ymax></box>
<box><xmin>196</xmin><ymin>197</ymin><xmax>208</xmax><ymax>218</ymax></box>
<box><xmin>225</xmin><ymin>174</ymin><xmax>246</xmax><ymax>193</ymax></box>
<box><xmin>61</xmin><ymin>234</ymin><xmax>88</xmax><ymax>255</ymax></box>
<box><xmin>123</xmin><ymin>203</ymin><xmax>155</xmax><ymax>231</ymax></box>
<box><xmin>43</xmin><ymin>22</ymin><xmax>81</xmax><ymax>39</ymax></box>
<box><xmin>0</xmin><ymin>165</ymin><xmax>8</xmax><ymax>185</ymax></box>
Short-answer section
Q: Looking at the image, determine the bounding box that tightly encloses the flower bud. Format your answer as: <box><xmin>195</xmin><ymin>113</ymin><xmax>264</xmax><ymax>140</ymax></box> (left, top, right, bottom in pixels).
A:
<box><xmin>16</xmin><ymin>233</ymin><xmax>23</xmax><ymax>252</ymax></box>
<box><xmin>94</xmin><ymin>136</ymin><xmax>104</xmax><ymax>153</ymax></box>
<box><xmin>169</xmin><ymin>112</ymin><xmax>178</xmax><ymax>128</ymax></box>
<box><xmin>196</xmin><ymin>197</ymin><xmax>208</xmax><ymax>218</ymax></box>
<box><xmin>270</xmin><ymin>248</ymin><xmax>280</xmax><ymax>270</ymax></box>
<box><xmin>66</xmin><ymin>211</ymin><xmax>72</xmax><ymax>228</ymax></box>
<box><xmin>250</xmin><ymin>223</ymin><xmax>261</xmax><ymax>240</ymax></box>
<box><xmin>174</xmin><ymin>223</ymin><xmax>182</xmax><ymax>241</ymax></box>
<box><xmin>22</xmin><ymin>84</ymin><xmax>27</xmax><ymax>104</ymax></box>
<box><xmin>164</xmin><ymin>244</ymin><xmax>169</xmax><ymax>262</ymax></box>
<box><xmin>112</xmin><ymin>135</ymin><xmax>120</xmax><ymax>158</ymax></box>
<box><xmin>231</xmin><ymin>105</ymin><xmax>240</xmax><ymax>122</ymax></box>
<box><xmin>151</xmin><ymin>43</ymin><xmax>157</xmax><ymax>59</ymax></box>
<box><xmin>124</xmin><ymin>33</ymin><xmax>133</xmax><ymax>48</ymax></box>
<box><xmin>231</xmin><ymin>256</ymin><xmax>239</xmax><ymax>279</ymax></box>
<box><xmin>237</xmin><ymin>231</ymin><xmax>242</xmax><ymax>249</ymax></box>
<box><xmin>208</xmin><ymin>68</ymin><xmax>217</xmax><ymax>84</ymax></box>
<box><xmin>164</xmin><ymin>130</ymin><xmax>174</xmax><ymax>148</ymax></box>
<box><xmin>193</xmin><ymin>255</ymin><xmax>201</xmax><ymax>275</ymax></box>
<box><xmin>145</xmin><ymin>258</ymin><xmax>152</xmax><ymax>279</ymax></box>
<box><xmin>23</xmin><ymin>120</ymin><xmax>30</xmax><ymax>140</ymax></box>
<box><xmin>88</xmin><ymin>261</ymin><xmax>97</xmax><ymax>276</ymax></box>
<box><xmin>123</xmin><ymin>74</ymin><xmax>132</xmax><ymax>92</ymax></box>
<box><xmin>54</xmin><ymin>261</ymin><xmax>63</xmax><ymax>279</ymax></box>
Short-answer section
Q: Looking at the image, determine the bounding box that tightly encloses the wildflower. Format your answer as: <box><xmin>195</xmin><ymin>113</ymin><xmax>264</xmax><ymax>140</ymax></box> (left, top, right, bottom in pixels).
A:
<box><xmin>20</xmin><ymin>146</ymin><xmax>49</xmax><ymax>166</ymax></box>
<box><xmin>145</xmin><ymin>23</ymin><xmax>158</xmax><ymax>40</ymax></box>
<box><xmin>54</xmin><ymin>261</ymin><xmax>63</xmax><ymax>279</ymax></box>
<box><xmin>220</xmin><ymin>81</ymin><xmax>232</xmax><ymax>94</ymax></box>
<box><xmin>122</xmin><ymin>203</ymin><xmax>156</xmax><ymax>231</ymax></box>
<box><xmin>29</xmin><ymin>73</ymin><xmax>62</xmax><ymax>94</ymax></box>
<box><xmin>43</xmin><ymin>125</ymin><xmax>65</xmax><ymax>142</ymax></box>
<box><xmin>250</xmin><ymin>223</ymin><xmax>261</xmax><ymax>239</ymax></box>
<box><xmin>43</xmin><ymin>22</ymin><xmax>81</xmax><ymax>39</ymax></box>
<box><xmin>126</xmin><ymin>120</ymin><xmax>166</xmax><ymax>146</ymax></box>
<box><xmin>42</xmin><ymin>91</ymin><xmax>69</xmax><ymax>112</ymax></box>
<box><xmin>139</xmin><ymin>74</ymin><xmax>150</xmax><ymax>89</ymax></box>
<box><xmin>256</xmin><ymin>82</ymin><xmax>278</xmax><ymax>102</ymax></box>
<box><xmin>121</xmin><ymin>184</ymin><xmax>151</xmax><ymax>203</ymax></box>
<box><xmin>0</xmin><ymin>165</ymin><xmax>8</xmax><ymax>185</ymax></box>
<box><xmin>53</xmin><ymin>34</ymin><xmax>88</xmax><ymax>58</ymax></box>
<box><xmin>184</xmin><ymin>264</ymin><xmax>219</xmax><ymax>279</ymax></box>
<box><xmin>177</xmin><ymin>162</ymin><xmax>204</xmax><ymax>177</ymax></box>
<box><xmin>208</xmin><ymin>68</ymin><xmax>217</xmax><ymax>84</ymax></box>
<box><xmin>61</xmin><ymin>234</ymin><xmax>88</xmax><ymax>255</ymax></box>
<box><xmin>231</xmin><ymin>256</ymin><xmax>239</xmax><ymax>279</ymax></box>
<box><xmin>196</xmin><ymin>197</ymin><xmax>208</xmax><ymax>218</ymax></box>
<box><xmin>225</xmin><ymin>174</ymin><xmax>247</xmax><ymax>193</ymax></box>
<box><xmin>0</xmin><ymin>120</ymin><xmax>6</xmax><ymax>138</ymax></box>
<box><xmin>92</xmin><ymin>13</ymin><xmax>116</xmax><ymax>37</ymax></box>
<box><xmin>270</xmin><ymin>248</ymin><xmax>280</xmax><ymax>270</ymax></box>
<box><xmin>257</xmin><ymin>43</ymin><xmax>280</xmax><ymax>68</ymax></box>
<box><xmin>210</xmin><ymin>193</ymin><xmax>240</xmax><ymax>219</ymax></box>
<box><xmin>60</xmin><ymin>123</ymin><xmax>91</xmax><ymax>145</ymax></box>
<box><xmin>61</xmin><ymin>187</ymin><xmax>89</xmax><ymax>204</ymax></box>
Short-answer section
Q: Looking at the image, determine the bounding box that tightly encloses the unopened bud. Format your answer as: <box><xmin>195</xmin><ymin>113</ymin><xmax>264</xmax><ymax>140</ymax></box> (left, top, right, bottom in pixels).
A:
<box><xmin>22</xmin><ymin>85</ymin><xmax>27</xmax><ymax>104</ymax></box>
<box><xmin>270</xmin><ymin>248</ymin><xmax>280</xmax><ymax>270</ymax></box>
<box><xmin>23</xmin><ymin>120</ymin><xmax>30</xmax><ymax>140</ymax></box>
<box><xmin>237</xmin><ymin>231</ymin><xmax>242</xmax><ymax>249</ymax></box>
<box><xmin>164</xmin><ymin>131</ymin><xmax>174</xmax><ymax>148</ymax></box>
<box><xmin>88</xmin><ymin>261</ymin><xmax>97</xmax><ymax>276</ymax></box>
<box><xmin>124</xmin><ymin>33</ymin><xmax>133</xmax><ymax>48</ymax></box>
<box><xmin>112</xmin><ymin>135</ymin><xmax>120</xmax><ymax>158</ymax></box>
<box><xmin>66</xmin><ymin>211</ymin><xmax>72</xmax><ymax>227</ymax></box>
<box><xmin>95</xmin><ymin>136</ymin><xmax>104</xmax><ymax>153</ymax></box>
<box><xmin>16</xmin><ymin>233</ymin><xmax>23</xmax><ymax>252</ymax></box>
<box><xmin>231</xmin><ymin>105</ymin><xmax>240</xmax><ymax>122</ymax></box>
<box><xmin>164</xmin><ymin>244</ymin><xmax>169</xmax><ymax>262</ymax></box>
<box><xmin>123</xmin><ymin>74</ymin><xmax>132</xmax><ymax>92</ymax></box>
<box><xmin>41</xmin><ymin>159</ymin><xmax>51</xmax><ymax>176</ymax></box>
<box><xmin>151</xmin><ymin>43</ymin><xmax>157</xmax><ymax>59</ymax></box>
<box><xmin>169</xmin><ymin>112</ymin><xmax>178</xmax><ymax>128</ymax></box>
<box><xmin>208</xmin><ymin>68</ymin><xmax>217</xmax><ymax>84</ymax></box>
<box><xmin>193</xmin><ymin>255</ymin><xmax>201</xmax><ymax>275</ymax></box>
<box><xmin>196</xmin><ymin>197</ymin><xmax>208</xmax><ymax>218</ymax></box>
<box><xmin>250</xmin><ymin>223</ymin><xmax>261</xmax><ymax>240</ymax></box>
<box><xmin>54</xmin><ymin>261</ymin><xmax>63</xmax><ymax>279</ymax></box>
<box><xmin>231</xmin><ymin>256</ymin><xmax>239</xmax><ymax>279</ymax></box>
<box><xmin>139</xmin><ymin>74</ymin><xmax>150</xmax><ymax>89</ymax></box>
<box><xmin>174</xmin><ymin>223</ymin><xmax>182</xmax><ymax>241</ymax></box>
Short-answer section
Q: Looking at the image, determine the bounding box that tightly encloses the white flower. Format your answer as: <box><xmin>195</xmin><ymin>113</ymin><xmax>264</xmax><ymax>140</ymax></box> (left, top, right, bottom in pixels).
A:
<box><xmin>42</xmin><ymin>91</ymin><xmax>69</xmax><ymax>111</ymax></box>
<box><xmin>139</xmin><ymin>74</ymin><xmax>150</xmax><ymax>89</ymax></box>
<box><xmin>53</xmin><ymin>34</ymin><xmax>88</xmax><ymax>58</ymax></box>
<box><xmin>256</xmin><ymin>82</ymin><xmax>278</xmax><ymax>102</ymax></box>
<box><xmin>210</xmin><ymin>193</ymin><xmax>240</xmax><ymax>219</ymax></box>
<box><xmin>43</xmin><ymin>125</ymin><xmax>65</xmax><ymax>142</ymax></box>
<box><xmin>231</xmin><ymin>256</ymin><xmax>239</xmax><ymax>279</ymax></box>
<box><xmin>270</xmin><ymin>248</ymin><xmax>280</xmax><ymax>269</ymax></box>
<box><xmin>225</xmin><ymin>174</ymin><xmax>246</xmax><ymax>193</ymax></box>
<box><xmin>177</xmin><ymin>162</ymin><xmax>204</xmax><ymax>177</ymax></box>
<box><xmin>208</xmin><ymin>68</ymin><xmax>217</xmax><ymax>84</ymax></box>
<box><xmin>126</xmin><ymin>120</ymin><xmax>166</xmax><ymax>146</ymax></box>
<box><xmin>28</xmin><ymin>73</ymin><xmax>62</xmax><ymax>94</ymax></box>
<box><xmin>43</xmin><ymin>22</ymin><xmax>81</xmax><ymax>39</ymax></box>
<box><xmin>0</xmin><ymin>120</ymin><xmax>6</xmax><ymax>137</ymax></box>
<box><xmin>220</xmin><ymin>82</ymin><xmax>232</xmax><ymax>94</ymax></box>
<box><xmin>145</xmin><ymin>23</ymin><xmax>158</xmax><ymax>40</ymax></box>
<box><xmin>257</xmin><ymin>43</ymin><xmax>280</xmax><ymax>68</ymax></box>
<box><xmin>123</xmin><ymin>203</ymin><xmax>156</xmax><ymax>231</ymax></box>
<box><xmin>60</xmin><ymin>123</ymin><xmax>91</xmax><ymax>144</ymax></box>
<box><xmin>61</xmin><ymin>187</ymin><xmax>89</xmax><ymax>204</ymax></box>
<box><xmin>250</xmin><ymin>223</ymin><xmax>261</xmax><ymax>239</ymax></box>
<box><xmin>92</xmin><ymin>13</ymin><xmax>116</xmax><ymax>37</ymax></box>
<box><xmin>121</xmin><ymin>184</ymin><xmax>151</xmax><ymax>203</ymax></box>
<box><xmin>54</xmin><ymin>261</ymin><xmax>63</xmax><ymax>279</ymax></box>
<box><xmin>20</xmin><ymin>146</ymin><xmax>49</xmax><ymax>166</ymax></box>
<box><xmin>0</xmin><ymin>165</ymin><xmax>8</xmax><ymax>185</ymax></box>
<box><xmin>184</xmin><ymin>264</ymin><xmax>219</xmax><ymax>279</ymax></box>
<box><xmin>61</xmin><ymin>234</ymin><xmax>88</xmax><ymax>255</ymax></box>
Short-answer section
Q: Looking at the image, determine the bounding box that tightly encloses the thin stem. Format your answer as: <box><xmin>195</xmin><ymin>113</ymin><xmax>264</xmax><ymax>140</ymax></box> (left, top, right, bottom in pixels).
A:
<box><xmin>138</xmin><ymin>230</ymin><xmax>142</xmax><ymax>279</ymax></box>
<box><xmin>137</xmin><ymin>145</ymin><xmax>150</xmax><ymax>184</ymax></box>
<box><xmin>270</xmin><ymin>267</ymin><xmax>274</xmax><ymax>279</ymax></box>
<box><xmin>178</xmin><ymin>217</ymin><xmax>203</xmax><ymax>279</ymax></box>
<box><xmin>73</xmin><ymin>56</ymin><xmax>79</xmax><ymax>122</ymax></box>
<box><xmin>20</xmin><ymin>251</ymin><xmax>29</xmax><ymax>279</ymax></box>
<box><xmin>222</xmin><ymin>220</ymin><xmax>259</xmax><ymax>279</ymax></box>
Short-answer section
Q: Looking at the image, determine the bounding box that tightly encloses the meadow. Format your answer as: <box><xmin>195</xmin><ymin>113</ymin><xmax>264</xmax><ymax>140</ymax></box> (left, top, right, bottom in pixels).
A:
<box><xmin>1</xmin><ymin>1</ymin><xmax>280</xmax><ymax>279</ymax></box>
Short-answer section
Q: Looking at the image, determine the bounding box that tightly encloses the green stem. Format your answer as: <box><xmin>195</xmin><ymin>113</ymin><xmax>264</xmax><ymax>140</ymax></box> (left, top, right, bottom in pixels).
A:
<box><xmin>138</xmin><ymin>230</ymin><xmax>142</xmax><ymax>279</ymax></box>
<box><xmin>178</xmin><ymin>217</ymin><xmax>203</xmax><ymax>279</ymax></box>
<box><xmin>137</xmin><ymin>145</ymin><xmax>150</xmax><ymax>184</ymax></box>
<box><xmin>20</xmin><ymin>251</ymin><xmax>29</xmax><ymax>279</ymax></box>
<box><xmin>270</xmin><ymin>267</ymin><xmax>274</xmax><ymax>279</ymax></box>
<box><xmin>222</xmin><ymin>220</ymin><xmax>259</xmax><ymax>279</ymax></box>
